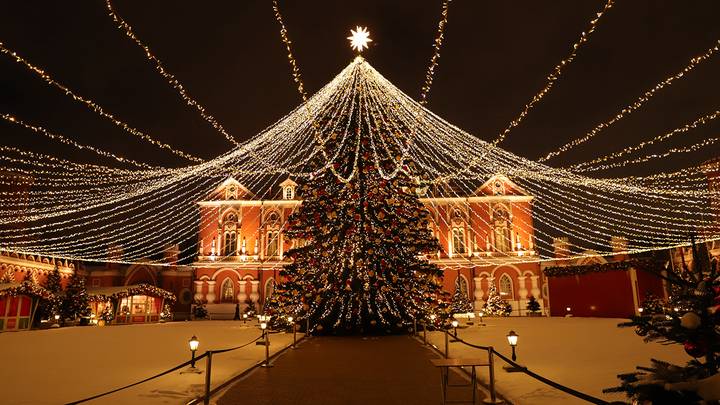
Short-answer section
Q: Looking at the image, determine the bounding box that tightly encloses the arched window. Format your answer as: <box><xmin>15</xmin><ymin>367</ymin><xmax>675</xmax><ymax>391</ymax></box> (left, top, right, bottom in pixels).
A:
<box><xmin>498</xmin><ymin>274</ymin><xmax>513</xmax><ymax>298</ymax></box>
<box><xmin>456</xmin><ymin>276</ymin><xmax>469</xmax><ymax>297</ymax></box>
<box><xmin>284</xmin><ymin>186</ymin><xmax>294</xmax><ymax>200</ymax></box>
<box><xmin>266</xmin><ymin>231</ymin><xmax>279</xmax><ymax>257</ymax></box>
<box><xmin>492</xmin><ymin>206</ymin><xmax>512</xmax><ymax>253</ymax></box>
<box><xmin>264</xmin><ymin>278</ymin><xmax>275</xmax><ymax>302</ymax></box>
<box><xmin>221</xmin><ymin>278</ymin><xmax>234</xmax><ymax>302</ymax></box>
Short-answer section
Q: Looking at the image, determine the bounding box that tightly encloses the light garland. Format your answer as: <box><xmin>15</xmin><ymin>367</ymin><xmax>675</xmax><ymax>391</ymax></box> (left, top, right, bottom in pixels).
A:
<box><xmin>570</xmin><ymin>109</ymin><xmax>720</xmax><ymax>172</ymax></box>
<box><xmin>1</xmin><ymin>49</ymin><xmax>719</xmax><ymax>267</ymax></box>
<box><xmin>419</xmin><ymin>0</ymin><xmax>452</xmax><ymax>106</ymax></box>
<box><xmin>540</xmin><ymin>38</ymin><xmax>720</xmax><ymax>163</ymax></box>
<box><xmin>490</xmin><ymin>0</ymin><xmax>615</xmax><ymax>147</ymax></box>
<box><xmin>0</xmin><ymin>41</ymin><xmax>202</xmax><ymax>163</ymax></box>
<box><xmin>104</xmin><ymin>0</ymin><xmax>241</xmax><ymax>148</ymax></box>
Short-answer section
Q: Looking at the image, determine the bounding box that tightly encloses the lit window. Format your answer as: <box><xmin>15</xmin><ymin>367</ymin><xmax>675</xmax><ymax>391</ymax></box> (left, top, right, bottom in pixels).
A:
<box><xmin>265</xmin><ymin>279</ymin><xmax>275</xmax><ymax>301</ymax></box>
<box><xmin>492</xmin><ymin>206</ymin><xmax>512</xmax><ymax>253</ymax></box>
<box><xmin>266</xmin><ymin>231</ymin><xmax>279</xmax><ymax>257</ymax></box>
<box><xmin>224</xmin><ymin>232</ymin><xmax>237</xmax><ymax>256</ymax></box>
<box><xmin>456</xmin><ymin>276</ymin><xmax>468</xmax><ymax>297</ymax></box>
<box><xmin>284</xmin><ymin>187</ymin><xmax>294</xmax><ymax>200</ymax></box>
<box><xmin>499</xmin><ymin>274</ymin><xmax>513</xmax><ymax>298</ymax></box>
<box><xmin>452</xmin><ymin>228</ymin><xmax>466</xmax><ymax>255</ymax></box>
<box><xmin>221</xmin><ymin>278</ymin><xmax>234</xmax><ymax>302</ymax></box>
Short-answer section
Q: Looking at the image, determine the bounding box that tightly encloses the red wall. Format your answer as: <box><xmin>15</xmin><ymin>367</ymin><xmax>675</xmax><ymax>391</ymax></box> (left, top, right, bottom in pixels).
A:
<box><xmin>548</xmin><ymin>271</ymin><xmax>636</xmax><ymax>318</ymax></box>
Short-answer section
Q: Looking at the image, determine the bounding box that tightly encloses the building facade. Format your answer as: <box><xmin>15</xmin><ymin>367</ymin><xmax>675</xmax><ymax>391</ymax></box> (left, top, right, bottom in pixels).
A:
<box><xmin>193</xmin><ymin>175</ymin><xmax>547</xmax><ymax>318</ymax></box>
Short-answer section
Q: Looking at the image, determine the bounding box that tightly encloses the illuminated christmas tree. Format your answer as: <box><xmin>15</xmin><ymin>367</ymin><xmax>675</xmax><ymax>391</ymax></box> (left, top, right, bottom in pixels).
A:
<box><xmin>483</xmin><ymin>282</ymin><xmax>512</xmax><ymax>316</ymax></box>
<box><xmin>268</xmin><ymin>58</ymin><xmax>445</xmax><ymax>334</ymax></box>
<box><xmin>60</xmin><ymin>270</ymin><xmax>91</xmax><ymax>324</ymax></box>
<box><xmin>450</xmin><ymin>277</ymin><xmax>473</xmax><ymax>314</ymax></box>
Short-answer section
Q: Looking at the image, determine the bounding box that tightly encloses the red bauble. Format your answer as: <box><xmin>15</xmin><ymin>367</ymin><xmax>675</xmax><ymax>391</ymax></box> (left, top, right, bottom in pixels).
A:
<box><xmin>684</xmin><ymin>339</ymin><xmax>708</xmax><ymax>358</ymax></box>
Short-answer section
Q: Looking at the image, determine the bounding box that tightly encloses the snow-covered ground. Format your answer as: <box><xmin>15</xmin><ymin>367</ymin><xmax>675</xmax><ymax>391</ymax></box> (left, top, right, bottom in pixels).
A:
<box><xmin>426</xmin><ymin>317</ymin><xmax>689</xmax><ymax>405</ymax></box>
<box><xmin>0</xmin><ymin>321</ymin><xmax>294</xmax><ymax>405</ymax></box>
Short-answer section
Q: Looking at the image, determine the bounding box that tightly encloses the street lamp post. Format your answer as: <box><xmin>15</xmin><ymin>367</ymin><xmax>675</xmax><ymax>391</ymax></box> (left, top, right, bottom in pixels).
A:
<box><xmin>52</xmin><ymin>313</ymin><xmax>60</xmax><ymax>328</ymax></box>
<box><xmin>289</xmin><ymin>316</ymin><xmax>297</xmax><ymax>349</ymax></box>
<box><xmin>503</xmin><ymin>330</ymin><xmax>522</xmax><ymax>373</ymax></box>
<box><xmin>260</xmin><ymin>317</ymin><xmax>272</xmax><ymax>367</ymax></box>
<box><xmin>182</xmin><ymin>335</ymin><xmax>203</xmax><ymax>374</ymax></box>
<box><xmin>451</xmin><ymin>319</ymin><xmax>459</xmax><ymax>336</ymax></box>
<box><xmin>507</xmin><ymin>330</ymin><xmax>518</xmax><ymax>361</ymax></box>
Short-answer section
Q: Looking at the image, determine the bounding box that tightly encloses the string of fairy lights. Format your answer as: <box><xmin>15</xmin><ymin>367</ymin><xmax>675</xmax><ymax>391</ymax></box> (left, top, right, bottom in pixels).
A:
<box><xmin>419</xmin><ymin>0</ymin><xmax>452</xmax><ymax>106</ymax></box>
<box><xmin>0</xmin><ymin>2</ymin><xmax>718</xmax><ymax>269</ymax></box>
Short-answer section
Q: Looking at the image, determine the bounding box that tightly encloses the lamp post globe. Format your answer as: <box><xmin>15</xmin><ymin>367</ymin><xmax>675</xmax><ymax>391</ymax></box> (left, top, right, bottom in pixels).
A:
<box><xmin>188</xmin><ymin>335</ymin><xmax>200</xmax><ymax>367</ymax></box>
<box><xmin>506</xmin><ymin>330</ymin><xmax>518</xmax><ymax>361</ymax></box>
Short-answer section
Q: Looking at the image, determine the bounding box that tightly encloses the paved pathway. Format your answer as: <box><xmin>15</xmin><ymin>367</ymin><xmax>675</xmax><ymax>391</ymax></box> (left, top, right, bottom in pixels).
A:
<box><xmin>218</xmin><ymin>334</ymin><xmax>483</xmax><ymax>405</ymax></box>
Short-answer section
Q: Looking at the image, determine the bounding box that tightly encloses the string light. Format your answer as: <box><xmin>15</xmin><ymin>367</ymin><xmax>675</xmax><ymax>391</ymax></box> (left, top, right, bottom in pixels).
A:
<box><xmin>104</xmin><ymin>0</ymin><xmax>241</xmax><ymax>148</ymax></box>
<box><xmin>2</xmin><ymin>28</ymin><xmax>719</xmax><ymax>267</ymax></box>
<box><xmin>272</xmin><ymin>0</ymin><xmax>308</xmax><ymax>102</ymax></box>
<box><xmin>419</xmin><ymin>0</ymin><xmax>452</xmax><ymax>106</ymax></box>
<box><xmin>570</xmin><ymin>109</ymin><xmax>720</xmax><ymax>172</ymax></box>
<box><xmin>0</xmin><ymin>41</ymin><xmax>202</xmax><ymax>163</ymax></box>
<box><xmin>540</xmin><ymin>38</ymin><xmax>720</xmax><ymax>162</ymax></box>
<box><xmin>490</xmin><ymin>0</ymin><xmax>615</xmax><ymax>147</ymax></box>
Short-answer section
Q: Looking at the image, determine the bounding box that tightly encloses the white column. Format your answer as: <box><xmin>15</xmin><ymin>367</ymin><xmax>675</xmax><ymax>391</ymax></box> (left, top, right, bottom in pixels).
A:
<box><xmin>206</xmin><ymin>280</ymin><xmax>217</xmax><ymax>304</ymax></box>
<box><xmin>237</xmin><ymin>280</ymin><xmax>247</xmax><ymax>309</ymax></box>
<box><xmin>193</xmin><ymin>280</ymin><xmax>205</xmax><ymax>302</ymax></box>
<box><xmin>530</xmin><ymin>275</ymin><xmax>541</xmax><ymax>299</ymax></box>
<box><xmin>473</xmin><ymin>276</ymin><xmax>485</xmax><ymax>310</ymax></box>
<box><xmin>249</xmin><ymin>280</ymin><xmax>260</xmax><ymax>311</ymax></box>
<box><xmin>518</xmin><ymin>276</ymin><xmax>528</xmax><ymax>299</ymax></box>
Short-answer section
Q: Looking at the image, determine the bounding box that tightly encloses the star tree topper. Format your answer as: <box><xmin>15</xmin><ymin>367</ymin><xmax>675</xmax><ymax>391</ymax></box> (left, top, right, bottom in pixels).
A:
<box><xmin>347</xmin><ymin>26</ymin><xmax>372</xmax><ymax>52</ymax></box>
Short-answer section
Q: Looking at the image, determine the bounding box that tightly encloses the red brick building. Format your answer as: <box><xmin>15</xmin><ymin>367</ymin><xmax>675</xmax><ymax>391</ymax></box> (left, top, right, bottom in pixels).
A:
<box><xmin>192</xmin><ymin>175</ymin><xmax>547</xmax><ymax>318</ymax></box>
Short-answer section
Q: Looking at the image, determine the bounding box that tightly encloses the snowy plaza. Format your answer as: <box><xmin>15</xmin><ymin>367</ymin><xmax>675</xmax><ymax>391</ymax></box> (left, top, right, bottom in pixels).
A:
<box><xmin>1</xmin><ymin>1</ymin><xmax>720</xmax><ymax>404</ymax></box>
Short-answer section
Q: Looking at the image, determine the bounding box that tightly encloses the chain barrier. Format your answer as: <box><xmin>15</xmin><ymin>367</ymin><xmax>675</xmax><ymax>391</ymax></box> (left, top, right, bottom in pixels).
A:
<box><xmin>448</xmin><ymin>331</ymin><xmax>610</xmax><ymax>405</ymax></box>
<box><xmin>65</xmin><ymin>333</ymin><xmax>263</xmax><ymax>404</ymax></box>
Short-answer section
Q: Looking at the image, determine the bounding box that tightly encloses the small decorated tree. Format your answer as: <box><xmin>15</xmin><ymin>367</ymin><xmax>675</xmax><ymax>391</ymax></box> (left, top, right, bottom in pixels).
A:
<box><xmin>160</xmin><ymin>302</ymin><xmax>173</xmax><ymax>322</ymax></box>
<box><xmin>450</xmin><ymin>277</ymin><xmax>473</xmax><ymax>315</ymax></box>
<box><xmin>61</xmin><ymin>270</ymin><xmax>91</xmax><ymax>324</ymax></box>
<box><xmin>483</xmin><ymin>282</ymin><xmax>512</xmax><ymax>316</ymax></box>
<box><xmin>192</xmin><ymin>299</ymin><xmax>208</xmax><ymax>319</ymax></box>
<box><xmin>526</xmin><ymin>296</ymin><xmax>541</xmax><ymax>315</ymax></box>
<box><xmin>37</xmin><ymin>264</ymin><xmax>63</xmax><ymax>323</ymax></box>
<box><xmin>99</xmin><ymin>301</ymin><xmax>115</xmax><ymax>323</ymax></box>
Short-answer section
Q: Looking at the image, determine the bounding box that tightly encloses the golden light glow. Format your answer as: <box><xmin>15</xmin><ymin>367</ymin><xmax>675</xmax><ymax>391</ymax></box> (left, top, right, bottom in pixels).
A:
<box><xmin>348</xmin><ymin>26</ymin><xmax>372</xmax><ymax>52</ymax></box>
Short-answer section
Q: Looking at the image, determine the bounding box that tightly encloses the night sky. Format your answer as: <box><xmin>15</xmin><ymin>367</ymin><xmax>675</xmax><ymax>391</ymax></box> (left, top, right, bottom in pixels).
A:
<box><xmin>1</xmin><ymin>1</ymin><xmax>719</xmax><ymax>176</ymax></box>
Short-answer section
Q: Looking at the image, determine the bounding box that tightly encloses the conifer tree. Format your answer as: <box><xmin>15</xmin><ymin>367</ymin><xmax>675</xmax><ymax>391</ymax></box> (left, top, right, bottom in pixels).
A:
<box><xmin>450</xmin><ymin>277</ymin><xmax>473</xmax><ymax>314</ymax></box>
<box><xmin>37</xmin><ymin>264</ymin><xmax>63</xmax><ymax>321</ymax></box>
<box><xmin>526</xmin><ymin>296</ymin><xmax>541</xmax><ymax>314</ymax></box>
<box><xmin>61</xmin><ymin>270</ymin><xmax>90</xmax><ymax>323</ymax></box>
<box><xmin>268</xmin><ymin>60</ymin><xmax>445</xmax><ymax>333</ymax></box>
<box><xmin>483</xmin><ymin>282</ymin><xmax>512</xmax><ymax>316</ymax></box>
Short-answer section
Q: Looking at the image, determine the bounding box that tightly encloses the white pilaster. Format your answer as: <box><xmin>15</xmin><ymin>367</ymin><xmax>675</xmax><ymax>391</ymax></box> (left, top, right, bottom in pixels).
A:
<box><xmin>193</xmin><ymin>280</ymin><xmax>205</xmax><ymax>302</ymax></box>
<box><xmin>237</xmin><ymin>279</ymin><xmax>247</xmax><ymax>309</ymax></box>
<box><xmin>473</xmin><ymin>276</ymin><xmax>485</xmax><ymax>310</ymax></box>
<box><xmin>206</xmin><ymin>280</ymin><xmax>217</xmax><ymax>304</ymax></box>
<box><xmin>518</xmin><ymin>276</ymin><xmax>528</xmax><ymax>300</ymax></box>
<box><xmin>530</xmin><ymin>275</ymin><xmax>541</xmax><ymax>299</ymax></box>
<box><xmin>249</xmin><ymin>280</ymin><xmax>260</xmax><ymax>311</ymax></box>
